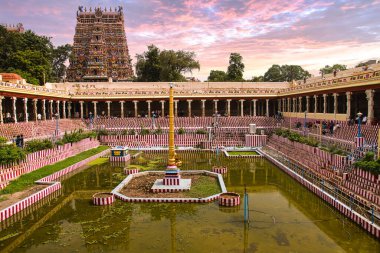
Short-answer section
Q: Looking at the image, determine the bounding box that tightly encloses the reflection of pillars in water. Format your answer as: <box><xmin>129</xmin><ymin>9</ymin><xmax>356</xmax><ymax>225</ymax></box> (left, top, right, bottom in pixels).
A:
<box><xmin>265</xmin><ymin>166</ymin><xmax>268</xmax><ymax>185</ymax></box>
<box><xmin>228</xmin><ymin>169</ymin><xmax>231</xmax><ymax>184</ymax></box>
<box><xmin>243</xmin><ymin>223</ymin><xmax>249</xmax><ymax>253</ymax></box>
<box><xmin>96</xmin><ymin>166</ymin><xmax>100</xmax><ymax>187</ymax></box>
<box><xmin>70</xmin><ymin>199</ymin><xmax>76</xmax><ymax>211</ymax></box>
<box><xmin>109</xmin><ymin>165</ymin><xmax>112</xmax><ymax>187</ymax></box>
<box><xmin>240</xmin><ymin>169</ymin><xmax>243</xmax><ymax>185</ymax></box>
<box><xmin>170</xmin><ymin>211</ymin><xmax>177</xmax><ymax>253</ymax></box>
<box><xmin>250</xmin><ymin>163</ymin><xmax>255</xmax><ymax>185</ymax></box>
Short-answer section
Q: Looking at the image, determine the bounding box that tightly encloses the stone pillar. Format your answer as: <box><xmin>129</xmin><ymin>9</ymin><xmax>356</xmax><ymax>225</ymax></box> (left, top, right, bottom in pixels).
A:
<box><xmin>120</xmin><ymin>101</ymin><xmax>125</xmax><ymax>118</ymax></box>
<box><xmin>213</xmin><ymin>99</ymin><xmax>218</xmax><ymax>114</ymax></box>
<box><xmin>266</xmin><ymin>99</ymin><xmax>269</xmax><ymax>117</ymax></box>
<box><xmin>252</xmin><ymin>99</ymin><xmax>257</xmax><ymax>116</ymax></box>
<box><xmin>147</xmin><ymin>100</ymin><xmax>152</xmax><ymax>118</ymax></box>
<box><xmin>333</xmin><ymin>93</ymin><xmax>338</xmax><ymax>115</ymax></box>
<box><xmin>366</xmin><ymin>89</ymin><xmax>375</xmax><ymax>124</ymax></box>
<box><xmin>33</xmin><ymin>98</ymin><xmax>38</xmax><ymax>121</ymax></box>
<box><xmin>92</xmin><ymin>101</ymin><xmax>97</xmax><ymax>118</ymax></box>
<box><xmin>187</xmin><ymin>99</ymin><xmax>192</xmax><ymax>117</ymax></box>
<box><xmin>12</xmin><ymin>97</ymin><xmax>17</xmax><ymax>123</ymax></box>
<box><xmin>174</xmin><ymin>100</ymin><xmax>178</xmax><ymax>117</ymax></box>
<box><xmin>106</xmin><ymin>101</ymin><xmax>111</xmax><ymax>118</ymax></box>
<box><xmin>346</xmin><ymin>92</ymin><xmax>351</xmax><ymax>119</ymax></box>
<box><xmin>277</xmin><ymin>99</ymin><xmax>281</xmax><ymax>113</ymax></box>
<box><xmin>67</xmin><ymin>102</ymin><xmax>72</xmax><ymax>118</ymax></box>
<box><xmin>56</xmin><ymin>100</ymin><xmax>60</xmax><ymax>118</ymax></box>
<box><xmin>0</xmin><ymin>96</ymin><xmax>3</xmax><ymax>124</ymax></box>
<box><xmin>287</xmin><ymin>98</ymin><xmax>291</xmax><ymax>112</ymax></box>
<box><xmin>49</xmin><ymin>100</ymin><xmax>53</xmax><ymax>120</ymax></box>
<box><xmin>313</xmin><ymin>95</ymin><xmax>318</xmax><ymax>113</ymax></box>
<box><xmin>323</xmin><ymin>94</ymin><xmax>327</xmax><ymax>114</ymax></box>
<box><xmin>306</xmin><ymin>96</ymin><xmax>310</xmax><ymax>113</ymax></box>
<box><xmin>160</xmin><ymin>100</ymin><xmax>165</xmax><ymax>117</ymax></box>
<box><xmin>42</xmin><ymin>99</ymin><xmax>46</xmax><ymax>120</ymax></box>
<box><xmin>239</xmin><ymin>99</ymin><xmax>245</xmax><ymax>117</ymax></box>
<box><xmin>133</xmin><ymin>100</ymin><xmax>138</xmax><ymax>117</ymax></box>
<box><xmin>292</xmin><ymin>98</ymin><xmax>296</xmax><ymax>113</ymax></box>
<box><xmin>23</xmin><ymin>98</ymin><xmax>28</xmax><ymax>122</ymax></box>
<box><xmin>62</xmin><ymin>101</ymin><xmax>66</xmax><ymax>119</ymax></box>
<box><xmin>201</xmin><ymin>99</ymin><xmax>206</xmax><ymax>117</ymax></box>
<box><xmin>282</xmin><ymin>98</ymin><xmax>285</xmax><ymax>112</ymax></box>
<box><xmin>79</xmin><ymin>101</ymin><xmax>84</xmax><ymax>119</ymax></box>
<box><xmin>298</xmin><ymin>97</ymin><xmax>302</xmax><ymax>113</ymax></box>
<box><xmin>226</xmin><ymin>99</ymin><xmax>231</xmax><ymax>116</ymax></box>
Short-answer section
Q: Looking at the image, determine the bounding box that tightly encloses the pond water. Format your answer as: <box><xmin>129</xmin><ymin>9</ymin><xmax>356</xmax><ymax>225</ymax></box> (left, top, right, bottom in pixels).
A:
<box><xmin>0</xmin><ymin>152</ymin><xmax>379</xmax><ymax>253</ymax></box>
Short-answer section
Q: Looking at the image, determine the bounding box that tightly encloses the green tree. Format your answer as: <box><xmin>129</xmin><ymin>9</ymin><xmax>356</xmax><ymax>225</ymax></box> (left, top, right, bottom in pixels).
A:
<box><xmin>0</xmin><ymin>26</ymin><xmax>62</xmax><ymax>85</ymax></box>
<box><xmin>263</xmin><ymin>64</ymin><xmax>310</xmax><ymax>82</ymax></box>
<box><xmin>226</xmin><ymin>53</ymin><xmax>245</xmax><ymax>81</ymax></box>
<box><xmin>135</xmin><ymin>45</ymin><xmax>199</xmax><ymax>82</ymax></box>
<box><xmin>207</xmin><ymin>70</ymin><xmax>227</xmax><ymax>82</ymax></box>
<box><xmin>250</xmin><ymin>76</ymin><xmax>264</xmax><ymax>82</ymax></box>
<box><xmin>319</xmin><ymin>64</ymin><xmax>347</xmax><ymax>75</ymax></box>
<box><xmin>135</xmin><ymin>44</ymin><xmax>161</xmax><ymax>81</ymax></box>
<box><xmin>159</xmin><ymin>50</ymin><xmax>200</xmax><ymax>81</ymax></box>
<box><xmin>52</xmin><ymin>44</ymin><xmax>72</xmax><ymax>82</ymax></box>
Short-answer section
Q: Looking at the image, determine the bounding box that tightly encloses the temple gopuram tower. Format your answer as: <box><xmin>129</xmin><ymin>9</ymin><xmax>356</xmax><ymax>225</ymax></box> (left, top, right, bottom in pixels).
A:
<box><xmin>67</xmin><ymin>6</ymin><xmax>134</xmax><ymax>82</ymax></box>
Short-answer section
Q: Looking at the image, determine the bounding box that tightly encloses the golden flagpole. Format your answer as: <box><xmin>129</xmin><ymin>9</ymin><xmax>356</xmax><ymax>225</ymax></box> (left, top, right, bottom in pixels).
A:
<box><xmin>168</xmin><ymin>83</ymin><xmax>176</xmax><ymax>168</ymax></box>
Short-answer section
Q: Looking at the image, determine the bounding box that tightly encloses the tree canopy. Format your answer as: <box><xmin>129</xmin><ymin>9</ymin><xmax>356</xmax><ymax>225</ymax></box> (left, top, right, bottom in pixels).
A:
<box><xmin>135</xmin><ymin>44</ymin><xmax>200</xmax><ymax>82</ymax></box>
<box><xmin>319</xmin><ymin>64</ymin><xmax>347</xmax><ymax>75</ymax></box>
<box><xmin>207</xmin><ymin>70</ymin><xmax>227</xmax><ymax>82</ymax></box>
<box><xmin>0</xmin><ymin>26</ymin><xmax>72</xmax><ymax>85</ymax></box>
<box><xmin>263</xmin><ymin>64</ymin><xmax>311</xmax><ymax>82</ymax></box>
<box><xmin>207</xmin><ymin>53</ymin><xmax>245</xmax><ymax>82</ymax></box>
<box><xmin>226</xmin><ymin>53</ymin><xmax>245</xmax><ymax>81</ymax></box>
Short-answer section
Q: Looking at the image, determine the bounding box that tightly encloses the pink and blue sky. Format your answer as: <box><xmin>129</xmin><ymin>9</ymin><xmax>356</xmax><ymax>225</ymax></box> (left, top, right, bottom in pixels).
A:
<box><xmin>1</xmin><ymin>0</ymin><xmax>380</xmax><ymax>80</ymax></box>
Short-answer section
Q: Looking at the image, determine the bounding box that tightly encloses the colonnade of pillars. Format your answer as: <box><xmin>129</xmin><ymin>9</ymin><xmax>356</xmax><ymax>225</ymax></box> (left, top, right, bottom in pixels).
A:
<box><xmin>0</xmin><ymin>89</ymin><xmax>376</xmax><ymax>124</ymax></box>
<box><xmin>278</xmin><ymin>89</ymin><xmax>376</xmax><ymax>124</ymax></box>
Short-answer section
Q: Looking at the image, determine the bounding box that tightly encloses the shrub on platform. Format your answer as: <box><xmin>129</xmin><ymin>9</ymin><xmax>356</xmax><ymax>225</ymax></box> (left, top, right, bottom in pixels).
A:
<box><xmin>0</xmin><ymin>143</ymin><xmax>26</xmax><ymax>165</ymax></box>
<box><xmin>25</xmin><ymin>139</ymin><xmax>53</xmax><ymax>153</ymax></box>
<box><xmin>177</xmin><ymin>128</ymin><xmax>185</xmax><ymax>135</ymax></box>
<box><xmin>354</xmin><ymin>152</ymin><xmax>380</xmax><ymax>175</ymax></box>
<box><xmin>195</xmin><ymin>129</ymin><xmax>207</xmax><ymax>135</ymax></box>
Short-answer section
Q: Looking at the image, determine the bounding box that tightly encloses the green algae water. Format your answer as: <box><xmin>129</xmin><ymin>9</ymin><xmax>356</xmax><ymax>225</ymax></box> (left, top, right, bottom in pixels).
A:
<box><xmin>0</xmin><ymin>152</ymin><xmax>379</xmax><ymax>253</ymax></box>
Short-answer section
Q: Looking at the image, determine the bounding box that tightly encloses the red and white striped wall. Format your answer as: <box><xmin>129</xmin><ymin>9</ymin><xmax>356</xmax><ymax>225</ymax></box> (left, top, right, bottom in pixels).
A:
<box><xmin>0</xmin><ymin>182</ymin><xmax>61</xmax><ymax>222</ymax></box>
<box><xmin>219</xmin><ymin>193</ymin><xmax>240</xmax><ymax>207</ymax></box>
<box><xmin>124</xmin><ymin>168</ymin><xmax>140</xmax><ymax>175</ymax></box>
<box><xmin>0</xmin><ymin>148</ymin><xmax>110</xmax><ymax>223</ymax></box>
<box><xmin>245</xmin><ymin>134</ymin><xmax>267</xmax><ymax>147</ymax></box>
<box><xmin>93</xmin><ymin>193</ymin><xmax>115</xmax><ymax>205</ymax></box>
<box><xmin>110</xmin><ymin>154</ymin><xmax>131</xmax><ymax>162</ymax></box>
<box><xmin>262</xmin><ymin>150</ymin><xmax>380</xmax><ymax>240</ymax></box>
<box><xmin>212</xmin><ymin>166</ymin><xmax>228</xmax><ymax>174</ymax></box>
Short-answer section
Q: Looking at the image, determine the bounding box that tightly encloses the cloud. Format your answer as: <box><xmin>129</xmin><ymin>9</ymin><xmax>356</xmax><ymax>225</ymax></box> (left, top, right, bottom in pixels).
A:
<box><xmin>1</xmin><ymin>0</ymin><xmax>379</xmax><ymax>80</ymax></box>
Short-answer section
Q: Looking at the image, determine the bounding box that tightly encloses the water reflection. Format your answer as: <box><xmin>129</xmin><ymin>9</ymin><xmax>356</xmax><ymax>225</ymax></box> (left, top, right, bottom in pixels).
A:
<box><xmin>0</xmin><ymin>152</ymin><xmax>379</xmax><ymax>253</ymax></box>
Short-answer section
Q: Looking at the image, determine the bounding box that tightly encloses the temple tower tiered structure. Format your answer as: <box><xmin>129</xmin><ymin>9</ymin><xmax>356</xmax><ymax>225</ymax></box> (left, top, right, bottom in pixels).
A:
<box><xmin>67</xmin><ymin>6</ymin><xmax>134</xmax><ymax>82</ymax></box>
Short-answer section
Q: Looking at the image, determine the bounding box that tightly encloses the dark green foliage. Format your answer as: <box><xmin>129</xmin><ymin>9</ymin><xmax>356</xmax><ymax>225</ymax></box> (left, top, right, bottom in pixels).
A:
<box><xmin>354</xmin><ymin>152</ymin><xmax>380</xmax><ymax>175</ymax></box>
<box><xmin>207</xmin><ymin>70</ymin><xmax>227</xmax><ymax>82</ymax></box>
<box><xmin>319</xmin><ymin>64</ymin><xmax>347</xmax><ymax>75</ymax></box>
<box><xmin>154</xmin><ymin>128</ymin><xmax>163</xmax><ymax>135</ymax></box>
<box><xmin>25</xmin><ymin>139</ymin><xmax>53</xmax><ymax>153</ymax></box>
<box><xmin>275</xmin><ymin>129</ymin><xmax>347</xmax><ymax>154</ymax></box>
<box><xmin>0</xmin><ymin>26</ymin><xmax>71</xmax><ymax>85</ymax></box>
<box><xmin>96</xmin><ymin>129</ymin><xmax>109</xmax><ymax>136</ymax></box>
<box><xmin>226</xmin><ymin>53</ymin><xmax>245</xmax><ymax>81</ymax></box>
<box><xmin>140</xmin><ymin>128</ymin><xmax>150</xmax><ymax>135</ymax></box>
<box><xmin>195</xmin><ymin>129</ymin><xmax>207</xmax><ymax>134</ymax></box>
<box><xmin>177</xmin><ymin>128</ymin><xmax>186</xmax><ymax>135</ymax></box>
<box><xmin>264</xmin><ymin>64</ymin><xmax>311</xmax><ymax>82</ymax></box>
<box><xmin>62</xmin><ymin>130</ymin><xmax>97</xmax><ymax>144</ymax></box>
<box><xmin>0</xmin><ymin>143</ymin><xmax>26</xmax><ymax>165</ymax></box>
<box><xmin>0</xmin><ymin>146</ymin><xmax>108</xmax><ymax>194</ymax></box>
<box><xmin>135</xmin><ymin>44</ymin><xmax>200</xmax><ymax>82</ymax></box>
<box><xmin>128</xmin><ymin>129</ymin><xmax>136</xmax><ymax>135</ymax></box>
<box><xmin>0</xmin><ymin>136</ymin><xmax>8</xmax><ymax>144</ymax></box>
